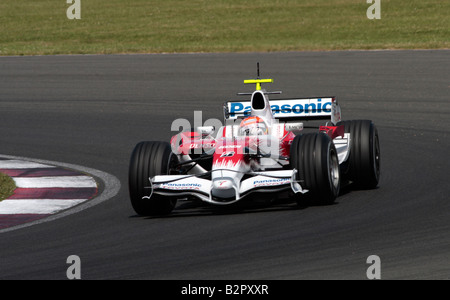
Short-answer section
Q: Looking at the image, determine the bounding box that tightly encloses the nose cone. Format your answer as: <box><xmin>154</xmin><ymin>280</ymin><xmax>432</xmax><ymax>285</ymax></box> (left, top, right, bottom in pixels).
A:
<box><xmin>213</xmin><ymin>179</ymin><xmax>233</xmax><ymax>190</ymax></box>
<box><xmin>211</xmin><ymin>179</ymin><xmax>236</xmax><ymax>200</ymax></box>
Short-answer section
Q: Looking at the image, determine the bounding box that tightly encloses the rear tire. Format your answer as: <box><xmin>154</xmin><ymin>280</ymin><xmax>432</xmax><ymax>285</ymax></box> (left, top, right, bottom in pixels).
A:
<box><xmin>337</xmin><ymin>120</ymin><xmax>380</xmax><ymax>189</ymax></box>
<box><xmin>129</xmin><ymin>141</ymin><xmax>177</xmax><ymax>216</ymax></box>
<box><xmin>290</xmin><ymin>133</ymin><xmax>340</xmax><ymax>205</ymax></box>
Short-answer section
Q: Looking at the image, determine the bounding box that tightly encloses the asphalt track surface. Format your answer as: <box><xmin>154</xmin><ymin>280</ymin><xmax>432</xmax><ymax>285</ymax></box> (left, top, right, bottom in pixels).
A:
<box><xmin>0</xmin><ymin>50</ymin><xmax>449</xmax><ymax>280</ymax></box>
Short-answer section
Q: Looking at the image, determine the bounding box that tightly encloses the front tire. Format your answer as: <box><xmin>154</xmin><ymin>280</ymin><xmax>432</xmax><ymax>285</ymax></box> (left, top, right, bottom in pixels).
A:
<box><xmin>290</xmin><ymin>133</ymin><xmax>340</xmax><ymax>205</ymax></box>
<box><xmin>128</xmin><ymin>141</ymin><xmax>177</xmax><ymax>216</ymax></box>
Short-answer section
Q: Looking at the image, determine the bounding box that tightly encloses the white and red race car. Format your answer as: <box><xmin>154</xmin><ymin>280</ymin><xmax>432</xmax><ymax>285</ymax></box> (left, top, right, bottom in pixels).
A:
<box><xmin>129</xmin><ymin>73</ymin><xmax>380</xmax><ymax>216</ymax></box>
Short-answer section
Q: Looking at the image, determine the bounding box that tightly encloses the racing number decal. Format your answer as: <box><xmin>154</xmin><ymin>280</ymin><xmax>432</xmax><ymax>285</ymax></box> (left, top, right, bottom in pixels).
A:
<box><xmin>220</xmin><ymin>151</ymin><xmax>235</xmax><ymax>158</ymax></box>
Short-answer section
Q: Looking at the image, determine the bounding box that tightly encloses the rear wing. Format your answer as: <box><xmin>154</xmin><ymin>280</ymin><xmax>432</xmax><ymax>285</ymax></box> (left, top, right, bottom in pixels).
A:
<box><xmin>224</xmin><ymin>97</ymin><xmax>342</xmax><ymax>124</ymax></box>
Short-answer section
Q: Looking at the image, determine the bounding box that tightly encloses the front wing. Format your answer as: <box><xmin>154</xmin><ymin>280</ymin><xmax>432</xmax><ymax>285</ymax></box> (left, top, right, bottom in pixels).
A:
<box><xmin>148</xmin><ymin>169</ymin><xmax>308</xmax><ymax>205</ymax></box>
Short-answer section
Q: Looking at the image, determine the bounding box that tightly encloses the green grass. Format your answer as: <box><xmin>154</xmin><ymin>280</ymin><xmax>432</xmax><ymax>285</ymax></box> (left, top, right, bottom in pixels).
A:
<box><xmin>0</xmin><ymin>0</ymin><xmax>448</xmax><ymax>55</ymax></box>
<box><xmin>0</xmin><ymin>172</ymin><xmax>16</xmax><ymax>201</ymax></box>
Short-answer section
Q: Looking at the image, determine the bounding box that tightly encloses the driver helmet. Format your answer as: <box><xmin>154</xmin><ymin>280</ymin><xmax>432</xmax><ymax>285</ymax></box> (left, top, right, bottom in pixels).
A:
<box><xmin>239</xmin><ymin>116</ymin><xmax>268</xmax><ymax>136</ymax></box>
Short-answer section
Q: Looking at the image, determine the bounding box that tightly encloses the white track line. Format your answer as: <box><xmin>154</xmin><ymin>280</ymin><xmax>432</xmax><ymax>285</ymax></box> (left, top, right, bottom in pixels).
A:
<box><xmin>0</xmin><ymin>160</ymin><xmax>56</xmax><ymax>169</ymax></box>
<box><xmin>13</xmin><ymin>176</ymin><xmax>97</xmax><ymax>188</ymax></box>
<box><xmin>0</xmin><ymin>199</ymin><xmax>87</xmax><ymax>214</ymax></box>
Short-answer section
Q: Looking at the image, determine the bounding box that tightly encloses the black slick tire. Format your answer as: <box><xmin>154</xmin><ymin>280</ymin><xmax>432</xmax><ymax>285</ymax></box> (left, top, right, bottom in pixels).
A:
<box><xmin>128</xmin><ymin>141</ymin><xmax>177</xmax><ymax>216</ymax></box>
<box><xmin>290</xmin><ymin>133</ymin><xmax>340</xmax><ymax>205</ymax></box>
<box><xmin>337</xmin><ymin>120</ymin><xmax>380</xmax><ymax>189</ymax></box>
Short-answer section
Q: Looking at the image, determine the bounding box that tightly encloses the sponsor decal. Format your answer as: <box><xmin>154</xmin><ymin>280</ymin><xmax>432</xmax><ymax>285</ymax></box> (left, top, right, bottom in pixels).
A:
<box><xmin>253</xmin><ymin>178</ymin><xmax>290</xmax><ymax>187</ymax></box>
<box><xmin>159</xmin><ymin>183</ymin><xmax>201</xmax><ymax>190</ymax></box>
<box><xmin>218</xmin><ymin>145</ymin><xmax>242</xmax><ymax>149</ymax></box>
<box><xmin>189</xmin><ymin>143</ymin><xmax>216</xmax><ymax>149</ymax></box>
<box><xmin>228</xmin><ymin>98</ymin><xmax>332</xmax><ymax>118</ymax></box>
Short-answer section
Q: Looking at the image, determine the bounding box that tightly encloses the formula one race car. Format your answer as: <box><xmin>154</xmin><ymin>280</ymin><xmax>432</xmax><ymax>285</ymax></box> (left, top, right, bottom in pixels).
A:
<box><xmin>129</xmin><ymin>70</ymin><xmax>380</xmax><ymax>216</ymax></box>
